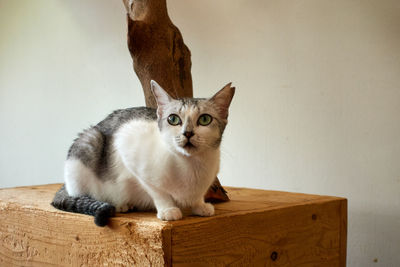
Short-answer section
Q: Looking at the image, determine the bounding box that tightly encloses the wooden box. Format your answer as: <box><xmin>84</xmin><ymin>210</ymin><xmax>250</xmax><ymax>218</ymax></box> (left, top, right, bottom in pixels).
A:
<box><xmin>0</xmin><ymin>184</ymin><xmax>347</xmax><ymax>266</ymax></box>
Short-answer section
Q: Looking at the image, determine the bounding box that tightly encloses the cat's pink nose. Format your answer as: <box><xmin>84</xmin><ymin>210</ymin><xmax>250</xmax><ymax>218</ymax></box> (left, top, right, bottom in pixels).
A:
<box><xmin>183</xmin><ymin>131</ymin><xmax>194</xmax><ymax>139</ymax></box>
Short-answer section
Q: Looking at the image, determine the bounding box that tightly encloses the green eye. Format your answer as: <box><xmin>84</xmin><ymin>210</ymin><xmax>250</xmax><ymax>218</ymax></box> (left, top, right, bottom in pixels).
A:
<box><xmin>198</xmin><ymin>114</ymin><xmax>212</xmax><ymax>126</ymax></box>
<box><xmin>167</xmin><ymin>114</ymin><xmax>181</xmax><ymax>126</ymax></box>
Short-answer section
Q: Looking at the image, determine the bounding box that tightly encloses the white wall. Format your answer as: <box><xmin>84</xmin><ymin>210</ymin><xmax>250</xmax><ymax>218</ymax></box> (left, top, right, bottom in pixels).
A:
<box><xmin>1</xmin><ymin>0</ymin><xmax>399</xmax><ymax>266</ymax></box>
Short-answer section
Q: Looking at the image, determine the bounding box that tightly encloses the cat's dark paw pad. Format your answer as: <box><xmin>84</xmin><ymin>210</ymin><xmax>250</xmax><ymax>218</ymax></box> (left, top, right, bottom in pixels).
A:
<box><xmin>157</xmin><ymin>207</ymin><xmax>182</xmax><ymax>221</ymax></box>
<box><xmin>192</xmin><ymin>203</ymin><xmax>214</xmax><ymax>217</ymax></box>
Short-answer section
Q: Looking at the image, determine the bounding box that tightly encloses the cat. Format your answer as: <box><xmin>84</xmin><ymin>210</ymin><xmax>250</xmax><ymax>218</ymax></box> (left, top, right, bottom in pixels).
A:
<box><xmin>52</xmin><ymin>80</ymin><xmax>235</xmax><ymax>226</ymax></box>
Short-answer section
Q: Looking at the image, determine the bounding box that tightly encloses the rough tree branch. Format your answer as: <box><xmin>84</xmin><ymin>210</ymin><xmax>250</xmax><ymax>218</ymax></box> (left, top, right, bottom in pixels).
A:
<box><xmin>122</xmin><ymin>0</ymin><xmax>229</xmax><ymax>202</ymax></box>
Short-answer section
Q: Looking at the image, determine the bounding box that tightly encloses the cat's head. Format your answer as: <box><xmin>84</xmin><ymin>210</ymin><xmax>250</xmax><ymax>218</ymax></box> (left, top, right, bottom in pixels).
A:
<box><xmin>151</xmin><ymin>80</ymin><xmax>235</xmax><ymax>156</ymax></box>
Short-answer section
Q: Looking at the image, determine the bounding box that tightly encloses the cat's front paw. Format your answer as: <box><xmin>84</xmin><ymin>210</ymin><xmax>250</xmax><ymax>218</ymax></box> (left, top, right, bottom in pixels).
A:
<box><xmin>192</xmin><ymin>202</ymin><xmax>215</xmax><ymax>217</ymax></box>
<box><xmin>157</xmin><ymin>207</ymin><xmax>182</xmax><ymax>221</ymax></box>
<box><xmin>116</xmin><ymin>204</ymin><xmax>130</xmax><ymax>213</ymax></box>
<box><xmin>115</xmin><ymin>203</ymin><xmax>136</xmax><ymax>213</ymax></box>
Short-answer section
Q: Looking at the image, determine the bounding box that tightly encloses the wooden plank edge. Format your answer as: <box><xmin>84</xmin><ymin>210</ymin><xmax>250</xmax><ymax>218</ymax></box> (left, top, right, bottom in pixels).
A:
<box><xmin>339</xmin><ymin>198</ymin><xmax>348</xmax><ymax>267</ymax></box>
<box><xmin>226</xmin><ymin>186</ymin><xmax>346</xmax><ymax>200</ymax></box>
<box><xmin>0</xmin><ymin>183</ymin><xmax>61</xmax><ymax>191</ymax></box>
<box><xmin>169</xmin><ymin>198</ymin><xmax>346</xmax><ymax>227</ymax></box>
<box><xmin>162</xmin><ymin>224</ymin><xmax>172</xmax><ymax>267</ymax></box>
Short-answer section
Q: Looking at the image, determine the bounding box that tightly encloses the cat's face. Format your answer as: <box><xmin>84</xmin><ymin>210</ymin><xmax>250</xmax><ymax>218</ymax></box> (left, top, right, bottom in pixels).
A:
<box><xmin>151</xmin><ymin>81</ymin><xmax>235</xmax><ymax>156</ymax></box>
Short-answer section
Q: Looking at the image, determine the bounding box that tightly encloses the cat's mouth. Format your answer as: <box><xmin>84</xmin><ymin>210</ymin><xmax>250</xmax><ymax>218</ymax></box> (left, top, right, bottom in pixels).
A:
<box><xmin>183</xmin><ymin>141</ymin><xmax>196</xmax><ymax>149</ymax></box>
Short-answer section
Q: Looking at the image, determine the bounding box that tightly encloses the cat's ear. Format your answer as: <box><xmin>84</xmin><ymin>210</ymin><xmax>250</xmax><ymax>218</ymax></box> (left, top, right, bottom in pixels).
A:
<box><xmin>210</xmin><ymin>82</ymin><xmax>235</xmax><ymax>119</ymax></box>
<box><xmin>151</xmin><ymin>80</ymin><xmax>173</xmax><ymax>108</ymax></box>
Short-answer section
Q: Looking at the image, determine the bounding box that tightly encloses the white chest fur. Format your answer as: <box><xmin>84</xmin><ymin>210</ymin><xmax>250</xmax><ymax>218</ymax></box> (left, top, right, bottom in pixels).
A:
<box><xmin>113</xmin><ymin>119</ymin><xmax>219</xmax><ymax>211</ymax></box>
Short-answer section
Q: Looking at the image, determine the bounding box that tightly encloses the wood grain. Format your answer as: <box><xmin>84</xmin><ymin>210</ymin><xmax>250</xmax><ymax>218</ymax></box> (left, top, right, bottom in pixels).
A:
<box><xmin>0</xmin><ymin>185</ymin><xmax>168</xmax><ymax>266</ymax></box>
<box><xmin>122</xmin><ymin>0</ymin><xmax>192</xmax><ymax>109</ymax></box>
<box><xmin>0</xmin><ymin>184</ymin><xmax>347</xmax><ymax>266</ymax></box>
<box><xmin>171</xmin><ymin>200</ymin><xmax>344</xmax><ymax>266</ymax></box>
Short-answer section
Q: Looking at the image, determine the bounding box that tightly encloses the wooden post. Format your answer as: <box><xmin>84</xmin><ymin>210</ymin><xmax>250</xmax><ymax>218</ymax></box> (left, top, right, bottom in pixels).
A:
<box><xmin>122</xmin><ymin>0</ymin><xmax>192</xmax><ymax>108</ymax></box>
<box><xmin>122</xmin><ymin>0</ymin><xmax>229</xmax><ymax>202</ymax></box>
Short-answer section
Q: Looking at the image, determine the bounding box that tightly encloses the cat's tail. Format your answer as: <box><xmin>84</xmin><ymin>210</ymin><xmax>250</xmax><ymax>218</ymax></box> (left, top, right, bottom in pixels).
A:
<box><xmin>51</xmin><ymin>185</ymin><xmax>115</xmax><ymax>227</ymax></box>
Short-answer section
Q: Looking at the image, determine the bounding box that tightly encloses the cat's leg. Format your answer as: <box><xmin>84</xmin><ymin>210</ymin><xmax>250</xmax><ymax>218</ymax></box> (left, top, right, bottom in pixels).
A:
<box><xmin>142</xmin><ymin>184</ymin><xmax>182</xmax><ymax>221</ymax></box>
<box><xmin>191</xmin><ymin>199</ymin><xmax>215</xmax><ymax>217</ymax></box>
<box><xmin>154</xmin><ymin>192</ymin><xmax>182</xmax><ymax>221</ymax></box>
<box><xmin>64</xmin><ymin>158</ymin><xmax>97</xmax><ymax>197</ymax></box>
<box><xmin>65</xmin><ymin>127</ymin><xmax>105</xmax><ymax>197</ymax></box>
<box><xmin>111</xmin><ymin>178</ymin><xmax>154</xmax><ymax>213</ymax></box>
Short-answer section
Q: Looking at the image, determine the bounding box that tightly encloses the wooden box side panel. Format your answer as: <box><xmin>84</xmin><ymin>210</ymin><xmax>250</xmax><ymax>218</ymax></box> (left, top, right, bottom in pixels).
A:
<box><xmin>171</xmin><ymin>199</ymin><xmax>346</xmax><ymax>266</ymax></box>
<box><xmin>339</xmin><ymin>199</ymin><xmax>348</xmax><ymax>266</ymax></box>
<box><xmin>0</xmin><ymin>204</ymin><xmax>167</xmax><ymax>267</ymax></box>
